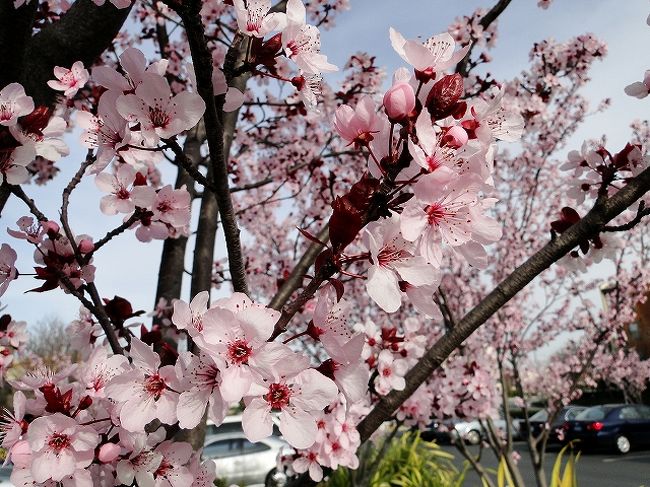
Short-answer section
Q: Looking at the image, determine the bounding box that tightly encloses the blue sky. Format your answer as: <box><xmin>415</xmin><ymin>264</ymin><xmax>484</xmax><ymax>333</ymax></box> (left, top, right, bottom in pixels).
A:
<box><xmin>2</xmin><ymin>0</ymin><xmax>649</xmax><ymax>329</ymax></box>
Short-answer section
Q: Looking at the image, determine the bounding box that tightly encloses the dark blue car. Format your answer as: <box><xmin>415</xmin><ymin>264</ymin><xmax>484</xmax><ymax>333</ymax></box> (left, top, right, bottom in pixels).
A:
<box><xmin>564</xmin><ymin>404</ymin><xmax>650</xmax><ymax>454</ymax></box>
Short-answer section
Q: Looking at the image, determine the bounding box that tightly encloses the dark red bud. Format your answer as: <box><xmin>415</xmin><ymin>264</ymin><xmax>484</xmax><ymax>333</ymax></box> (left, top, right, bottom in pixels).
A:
<box><xmin>426</xmin><ymin>73</ymin><xmax>464</xmax><ymax>121</ymax></box>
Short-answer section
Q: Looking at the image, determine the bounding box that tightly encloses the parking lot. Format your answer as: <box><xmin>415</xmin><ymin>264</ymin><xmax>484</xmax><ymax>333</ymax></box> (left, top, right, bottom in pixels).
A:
<box><xmin>440</xmin><ymin>442</ymin><xmax>650</xmax><ymax>487</ymax></box>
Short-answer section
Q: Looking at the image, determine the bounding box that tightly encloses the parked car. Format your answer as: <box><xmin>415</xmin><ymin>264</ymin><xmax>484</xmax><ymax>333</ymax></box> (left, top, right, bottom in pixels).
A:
<box><xmin>203</xmin><ymin>432</ymin><xmax>288</xmax><ymax>486</ymax></box>
<box><xmin>564</xmin><ymin>404</ymin><xmax>650</xmax><ymax>454</ymax></box>
<box><xmin>206</xmin><ymin>413</ymin><xmax>281</xmax><ymax>437</ymax></box>
<box><xmin>519</xmin><ymin>406</ymin><xmax>587</xmax><ymax>443</ymax></box>
<box><xmin>423</xmin><ymin>417</ymin><xmax>520</xmax><ymax>445</ymax></box>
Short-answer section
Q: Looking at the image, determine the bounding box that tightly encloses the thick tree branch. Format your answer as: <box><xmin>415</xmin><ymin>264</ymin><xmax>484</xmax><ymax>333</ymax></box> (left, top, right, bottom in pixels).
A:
<box><xmin>356</xmin><ymin>165</ymin><xmax>650</xmax><ymax>443</ymax></box>
<box><xmin>21</xmin><ymin>0</ymin><xmax>133</xmax><ymax>106</ymax></box>
<box><xmin>0</xmin><ymin>1</ymin><xmax>37</xmax><ymax>88</ymax></box>
<box><xmin>178</xmin><ymin>3</ymin><xmax>249</xmax><ymax>296</ymax></box>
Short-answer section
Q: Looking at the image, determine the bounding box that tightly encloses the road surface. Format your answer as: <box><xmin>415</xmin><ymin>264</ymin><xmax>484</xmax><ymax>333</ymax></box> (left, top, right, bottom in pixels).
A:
<box><xmin>439</xmin><ymin>442</ymin><xmax>650</xmax><ymax>487</ymax></box>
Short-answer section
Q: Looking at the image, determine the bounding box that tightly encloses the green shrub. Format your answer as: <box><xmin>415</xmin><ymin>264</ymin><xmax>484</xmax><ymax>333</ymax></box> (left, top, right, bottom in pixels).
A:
<box><xmin>322</xmin><ymin>430</ymin><xmax>463</xmax><ymax>487</ymax></box>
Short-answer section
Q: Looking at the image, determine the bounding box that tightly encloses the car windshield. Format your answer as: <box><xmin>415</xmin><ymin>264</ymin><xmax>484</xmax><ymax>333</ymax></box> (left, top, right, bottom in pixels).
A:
<box><xmin>576</xmin><ymin>406</ymin><xmax>613</xmax><ymax>421</ymax></box>
<box><xmin>530</xmin><ymin>410</ymin><xmax>548</xmax><ymax>421</ymax></box>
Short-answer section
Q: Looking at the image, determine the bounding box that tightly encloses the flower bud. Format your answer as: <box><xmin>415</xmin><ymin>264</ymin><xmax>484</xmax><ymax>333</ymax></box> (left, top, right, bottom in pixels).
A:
<box><xmin>98</xmin><ymin>443</ymin><xmax>121</xmax><ymax>463</ymax></box>
<box><xmin>43</xmin><ymin>220</ymin><xmax>60</xmax><ymax>237</ymax></box>
<box><xmin>442</xmin><ymin>125</ymin><xmax>468</xmax><ymax>149</ymax></box>
<box><xmin>78</xmin><ymin>238</ymin><xmax>95</xmax><ymax>254</ymax></box>
<box><xmin>426</xmin><ymin>73</ymin><xmax>464</xmax><ymax>120</ymax></box>
<box><xmin>383</xmin><ymin>82</ymin><xmax>416</xmax><ymax>122</ymax></box>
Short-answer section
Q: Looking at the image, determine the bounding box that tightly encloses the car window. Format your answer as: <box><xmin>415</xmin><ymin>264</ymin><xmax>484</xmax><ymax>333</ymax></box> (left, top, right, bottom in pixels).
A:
<box><xmin>242</xmin><ymin>439</ymin><xmax>271</xmax><ymax>454</ymax></box>
<box><xmin>207</xmin><ymin>421</ymin><xmax>282</xmax><ymax>437</ymax></box>
<box><xmin>206</xmin><ymin>422</ymin><xmax>244</xmax><ymax>436</ymax></box>
<box><xmin>636</xmin><ymin>405</ymin><xmax>650</xmax><ymax>419</ymax></box>
<box><xmin>566</xmin><ymin>408</ymin><xmax>585</xmax><ymax>420</ymax></box>
<box><xmin>203</xmin><ymin>439</ymin><xmax>242</xmax><ymax>458</ymax></box>
<box><xmin>576</xmin><ymin>406</ymin><xmax>609</xmax><ymax>421</ymax></box>
<box><xmin>619</xmin><ymin>407</ymin><xmax>641</xmax><ymax>420</ymax></box>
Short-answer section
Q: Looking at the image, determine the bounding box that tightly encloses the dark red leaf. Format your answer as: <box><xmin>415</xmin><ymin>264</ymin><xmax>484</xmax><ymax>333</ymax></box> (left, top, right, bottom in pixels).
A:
<box><xmin>296</xmin><ymin>227</ymin><xmax>327</xmax><ymax>247</ymax></box>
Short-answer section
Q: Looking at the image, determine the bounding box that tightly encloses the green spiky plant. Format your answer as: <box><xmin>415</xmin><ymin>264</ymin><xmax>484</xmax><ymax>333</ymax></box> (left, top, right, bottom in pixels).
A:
<box><xmin>322</xmin><ymin>430</ymin><xmax>465</xmax><ymax>487</ymax></box>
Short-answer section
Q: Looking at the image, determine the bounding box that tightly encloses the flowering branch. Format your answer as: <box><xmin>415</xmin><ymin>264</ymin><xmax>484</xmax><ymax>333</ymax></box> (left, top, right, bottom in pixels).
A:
<box><xmin>356</xmin><ymin>165</ymin><xmax>650</xmax><ymax>443</ymax></box>
<box><xmin>10</xmin><ymin>183</ymin><xmax>125</xmax><ymax>355</ymax></box>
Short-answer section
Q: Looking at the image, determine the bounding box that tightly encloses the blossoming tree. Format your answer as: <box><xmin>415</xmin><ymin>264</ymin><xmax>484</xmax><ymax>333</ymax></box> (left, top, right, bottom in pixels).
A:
<box><xmin>0</xmin><ymin>0</ymin><xmax>649</xmax><ymax>486</ymax></box>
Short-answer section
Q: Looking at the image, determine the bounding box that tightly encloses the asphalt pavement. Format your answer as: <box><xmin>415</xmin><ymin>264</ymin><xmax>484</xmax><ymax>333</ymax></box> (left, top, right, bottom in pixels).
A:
<box><xmin>439</xmin><ymin>442</ymin><xmax>650</xmax><ymax>487</ymax></box>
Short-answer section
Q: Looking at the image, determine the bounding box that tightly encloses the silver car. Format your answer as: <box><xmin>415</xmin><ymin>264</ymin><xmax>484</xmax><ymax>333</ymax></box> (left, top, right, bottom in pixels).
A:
<box><xmin>448</xmin><ymin>417</ymin><xmax>521</xmax><ymax>445</ymax></box>
<box><xmin>203</xmin><ymin>432</ymin><xmax>288</xmax><ymax>486</ymax></box>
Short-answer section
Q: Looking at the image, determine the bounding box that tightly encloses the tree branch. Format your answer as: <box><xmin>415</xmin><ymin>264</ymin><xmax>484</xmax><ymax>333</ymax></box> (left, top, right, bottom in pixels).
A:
<box><xmin>178</xmin><ymin>2</ymin><xmax>249</xmax><ymax>296</ymax></box>
<box><xmin>456</xmin><ymin>0</ymin><xmax>512</xmax><ymax>77</ymax></box>
<box><xmin>21</xmin><ymin>0</ymin><xmax>133</xmax><ymax>106</ymax></box>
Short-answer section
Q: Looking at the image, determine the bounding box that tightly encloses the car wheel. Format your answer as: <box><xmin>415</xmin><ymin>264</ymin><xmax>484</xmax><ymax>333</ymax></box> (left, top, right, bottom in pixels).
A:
<box><xmin>465</xmin><ymin>429</ymin><xmax>481</xmax><ymax>445</ymax></box>
<box><xmin>615</xmin><ymin>435</ymin><xmax>631</xmax><ymax>454</ymax></box>
<box><xmin>265</xmin><ymin>468</ymin><xmax>287</xmax><ymax>487</ymax></box>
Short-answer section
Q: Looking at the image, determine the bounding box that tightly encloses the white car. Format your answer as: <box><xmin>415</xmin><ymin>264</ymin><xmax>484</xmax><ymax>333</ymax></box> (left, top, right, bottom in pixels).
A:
<box><xmin>206</xmin><ymin>414</ymin><xmax>281</xmax><ymax>437</ymax></box>
<box><xmin>204</xmin><ymin>432</ymin><xmax>288</xmax><ymax>487</ymax></box>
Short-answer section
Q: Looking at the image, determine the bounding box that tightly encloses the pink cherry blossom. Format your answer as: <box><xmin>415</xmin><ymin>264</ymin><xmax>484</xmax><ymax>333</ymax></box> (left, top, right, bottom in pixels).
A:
<box><xmin>0</xmin><ymin>83</ymin><xmax>34</xmax><ymax>127</ymax></box>
<box><xmin>400</xmin><ymin>174</ymin><xmax>500</xmax><ymax>266</ymax></box>
<box><xmin>375</xmin><ymin>349</ymin><xmax>408</xmax><ymax>395</ymax></box>
<box><xmin>333</xmin><ymin>95</ymin><xmax>384</xmax><ymax>146</ymax></box>
<box><xmin>27</xmin><ymin>413</ymin><xmax>99</xmax><ymax>483</ymax></box>
<box><xmin>7</xmin><ymin>216</ymin><xmax>45</xmax><ymax>244</ymax></box>
<box><xmin>93</xmin><ymin>47</ymin><xmax>168</xmax><ymax>94</ymax></box>
<box><xmin>47</xmin><ymin>61</ymin><xmax>90</xmax><ymax>99</ymax></box>
<box><xmin>152</xmin><ymin>440</ymin><xmax>194</xmax><ymax>487</ymax></box>
<box><xmin>0</xmin><ymin>244</ymin><xmax>18</xmax><ymax>297</ymax></box>
<box><xmin>105</xmin><ymin>337</ymin><xmax>181</xmax><ymax>432</ymax></box>
<box><xmin>389</xmin><ymin>28</ymin><xmax>470</xmax><ymax>74</ymax></box>
<box><xmin>3</xmin><ymin>319</ymin><xmax>27</xmax><ymax>348</ymax></box>
<box><xmin>187</xmin><ymin>453</ymin><xmax>217</xmax><ymax>487</ymax></box>
<box><xmin>233</xmin><ymin>0</ymin><xmax>287</xmax><ymax>38</ymax></box>
<box><xmin>407</xmin><ymin>111</ymin><xmax>459</xmax><ymax>182</ymax></box>
<box><xmin>78</xmin><ymin>347</ymin><xmax>130</xmax><ymax>397</ymax></box>
<box><xmin>292</xmin><ymin>448</ymin><xmax>323</xmax><ymax>482</ymax></box>
<box><xmin>95</xmin><ymin>164</ymin><xmax>156</xmax><ymax>215</ymax></box>
<box><xmin>363</xmin><ymin>215</ymin><xmax>439</xmax><ymax>313</ymax></box>
<box><xmin>201</xmin><ymin>293</ymin><xmax>279</xmax><ymax>402</ymax></box>
<box><xmin>463</xmin><ymin>88</ymin><xmax>525</xmax><ymax>142</ymax></box>
<box><xmin>175</xmin><ymin>351</ymin><xmax>227</xmax><ymax>429</ymax></box>
<box><xmin>171</xmin><ymin>291</ymin><xmax>209</xmax><ymax>338</ymax></box>
<box><xmin>243</xmin><ymin>344</ymin><xmax>338</xmax><ymax>449</ymax></box>
<box><xmin>116</xmin><ymin>73</ymin><xmax>206</xmax><ymax>144</ymax></box>
<box><xmin>283</xmin><ymin>0</ymin><xmax>338</xmax><ymax>75</ymax></box>
<box><xmin>77</xmin><ymin>91</ymin><xmax>130</xmax><ymax>173</ymax></box>
<box><xmin>152</xmin><ymin>185</ymin><xmax>191</xmax><ymax>229</ymax></box>
<box><xmin>9</xmin><ymin>113</ymin><xmax>69</xmax><ymax>162</ymax></box>
<box><xmin>0</xmin><ymin>390</ymin><xmax>27</xmax><ymax>450</ymax></box>
<box><xmin>0</xmin><ymin>141</ymin><xmax>36</xmax><ymax>185</ymax></box>
<box><xmin>116</xmin><ymin>441</ymin><xmax>163</xmax><ymax>487</ymax></box>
